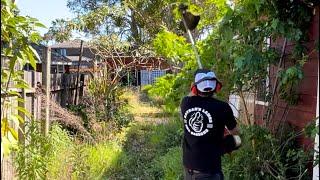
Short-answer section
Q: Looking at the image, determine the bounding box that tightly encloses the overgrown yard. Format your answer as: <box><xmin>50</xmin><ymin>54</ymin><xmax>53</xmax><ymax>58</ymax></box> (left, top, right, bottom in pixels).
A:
<box><xmin>15</xmin><ymin>89</ymin><xmax>313</xmax><ymax>180</ymax></box>
<box><xmin>30</xmin><ymin>89</ymin><xmax>185</xmax><ymax>179</ymax></box>
<box><xmin>2</xmin><ymin>0</ymin><xmax>318</xmax><ymax>179</ymax></box>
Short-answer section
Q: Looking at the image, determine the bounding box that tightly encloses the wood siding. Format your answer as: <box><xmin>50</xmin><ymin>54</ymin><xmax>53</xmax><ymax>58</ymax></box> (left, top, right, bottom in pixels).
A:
<box><xmin>255</xmin><ymin>6</ymin><xmax>319</xmax><ymax>147</ymax></box>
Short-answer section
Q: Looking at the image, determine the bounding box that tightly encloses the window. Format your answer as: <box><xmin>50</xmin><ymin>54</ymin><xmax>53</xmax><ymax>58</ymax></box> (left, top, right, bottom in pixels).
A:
<box><xmin>256</xmin><ymin>78</ymin><xmax>268</xmax><ymax>102</ymax></box>
<box><xmin>60</xmin><ymin>49</ymin><xmax>67</xmax><ymax>56</ymax></box>
<box><xmin>57</xmin><ymin>65</ymin><xmax>64</xmax><ymax>73</ymax></box>
<box><xmin>255</xmin><ymin>37</ymin><xmax>271</xmax><ymax>105</ymax></box>
<box><xmin>51</xmin><ymin>65</ymin><xmax>57</xmax><ymax>74</ymax></box>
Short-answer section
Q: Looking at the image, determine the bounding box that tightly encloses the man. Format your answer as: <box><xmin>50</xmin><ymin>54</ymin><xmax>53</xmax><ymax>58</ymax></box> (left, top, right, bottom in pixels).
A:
<box><xmin>180</xmin><ymin>69</ymin><xmax>240</xmax><ymax>180</ymax></box>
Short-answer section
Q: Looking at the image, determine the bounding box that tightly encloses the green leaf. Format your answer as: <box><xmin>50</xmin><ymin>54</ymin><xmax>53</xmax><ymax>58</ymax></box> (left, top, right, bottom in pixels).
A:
<box><xmin>9</xmin><ymin>114</ymin><xmax>20</xmax><ymax>126</ymax></box>
<box><xmin>15</xmin><ymin>82</ymin><xmax>29</xmax><ymax>89</ymax></box>
<box><xmin>29</xmin><ymin>46</ymin><xmax>40</xmax><ymax>62</ymax></box>
<box><xmin>8</xmin><ymin>127</ymin><xmax>18</xmax><ymax>140</ymax></box>
<box><xmin>9</xmin><ymin>56</ymin><xmax>17</xmax><ymax>71</ymax></box>
<box><xmin>7</xmin><ymin>90</ymin><xmax>21</xmax><ymax>96</ymax></box>
<box><xmin>16</xmin><ymin>106</ymin><xmax>32</xmax><ymax>118</ymax></box>
<box><xmin>11</xmin><ymin>114</ymin><xmax>25</xmax><ymax>123</ymax></box>
<box><xmin>35</xmin><ymin>22</ymin><xmax>46</xmax><ymax>28</ymax></box>
<box><xmin>235</xmin><ymin>57</ymin><xmax>245</xmax><ymax>69</ymax></box>
<box><xmin>16</xmin><ymin>97</ymin><xmax>25</xmax><ymax>103</ymax></box>
<box><xmin>1</xmin><ymin>137</ymin><xmax>11</xmax><ymax>157</ymax></box>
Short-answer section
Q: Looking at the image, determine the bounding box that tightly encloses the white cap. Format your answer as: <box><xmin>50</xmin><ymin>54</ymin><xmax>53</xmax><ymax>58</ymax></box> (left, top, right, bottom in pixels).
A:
<box><xmin>195</xmin><ymin>70</ymin><xmax>217</xmax><ymax>92</ymax></box>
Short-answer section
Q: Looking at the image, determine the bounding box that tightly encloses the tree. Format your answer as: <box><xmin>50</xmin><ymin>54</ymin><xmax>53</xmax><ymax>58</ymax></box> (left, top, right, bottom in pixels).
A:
<box><xmin>45</xmin><ymin>0</ymin><xmax>227</xmax><ymax>44</ymax></box>
<box><xmin>1</xmin><ymin>0</ymin><xmax>44</xmax><ymax>157</ymax></box>
<box><xmin>148</xmin><ymin>0</ymin><xmax>314</xmax><ymax>128</ymax></box>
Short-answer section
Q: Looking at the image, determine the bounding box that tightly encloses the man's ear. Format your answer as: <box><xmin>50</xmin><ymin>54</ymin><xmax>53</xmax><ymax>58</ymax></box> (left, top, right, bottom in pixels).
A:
<box><xmin>190</xmin><ymin>83</ymin><xmax>198</xmax><ymax>95</ymax></box>
<box><xmin>215</xmin><ymin>81</ymin><xmax>222</xmax><ymax>92</ymax></box>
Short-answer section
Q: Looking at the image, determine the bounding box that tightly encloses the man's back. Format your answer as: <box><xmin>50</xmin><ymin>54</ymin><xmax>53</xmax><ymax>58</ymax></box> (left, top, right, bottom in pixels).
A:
<box><xmin>180</xmin><ymin>96</ymin><xmax>236</xmax><ymax>173</ymax></box>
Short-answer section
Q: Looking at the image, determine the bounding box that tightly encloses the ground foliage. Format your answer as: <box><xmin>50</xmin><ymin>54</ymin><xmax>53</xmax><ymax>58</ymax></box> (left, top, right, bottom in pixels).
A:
<box><xmin>222</xmin><ymin>125</ymin><xmax>314</xmax><ymax>180</ymax></box>
<box><xmin>4</xmin><ymin>0</ymin><xmax>319</xmax><ymax>179</ymax></box>
<box><xmin>15</xmin><ymin>120</ymin><xmax>51</xmax><ymax>180</ymax></box>
<box><xmin>14</xmin><ymin>91</ymin><xmax>315</xmax><ymax>180</ymax></box>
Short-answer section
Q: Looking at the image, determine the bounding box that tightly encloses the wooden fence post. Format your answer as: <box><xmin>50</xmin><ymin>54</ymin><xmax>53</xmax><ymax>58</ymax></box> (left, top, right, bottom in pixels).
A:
<box><xmin>42</xmin><ymin>46</ymin><xmax>51</xmax><ymax>136</ymax></box>
<box><xmin>18</xmin><ymin>74</ymin><xmax>27</xmax><ymax>144</ymax></box>
<box><xmin>74</xmin><ymin>40</ymin><xmax>84</xmax><ymax>105</ymax></box>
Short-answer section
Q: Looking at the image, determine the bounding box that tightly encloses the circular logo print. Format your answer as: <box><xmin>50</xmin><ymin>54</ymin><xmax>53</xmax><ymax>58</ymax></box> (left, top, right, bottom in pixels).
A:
<box><xmin>183</xmin><ymin>107</ymin><xmax>214</xmax><ymax>136</ymax></box>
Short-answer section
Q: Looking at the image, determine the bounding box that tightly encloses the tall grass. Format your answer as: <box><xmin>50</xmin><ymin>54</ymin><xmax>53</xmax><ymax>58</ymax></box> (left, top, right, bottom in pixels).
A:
<box><xmin>16</xmin><ymin>90</ymin><xmax>184</xmax><ymax>179</ymax></box>
<box><xmin>46</xmin><ymin>125</ymin><xmax>124</xmax><ymax>179</ymax></box>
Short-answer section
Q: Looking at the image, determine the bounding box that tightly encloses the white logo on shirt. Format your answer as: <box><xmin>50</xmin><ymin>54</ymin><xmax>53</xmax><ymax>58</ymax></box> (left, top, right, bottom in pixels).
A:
<box><xmin>184</xmin><ymin>107</ymin><xmax>213</xmax><ymax>136</ymax></box>
<box><xmin>189</xmin><ymin>112</ymin><xmax>204</xmax><ymax>132</ymax></box>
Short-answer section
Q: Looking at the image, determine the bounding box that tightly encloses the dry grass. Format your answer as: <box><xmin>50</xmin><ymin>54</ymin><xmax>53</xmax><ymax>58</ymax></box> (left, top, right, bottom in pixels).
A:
<box><xmin>121</xmin><ymin>89</ymin><xmax>161</xmax><ymax>117</ymax></box>
<box><xmin>120</xmin><ymin>88</ymin><xmax>169</xmax><ymax>124</ymax></box>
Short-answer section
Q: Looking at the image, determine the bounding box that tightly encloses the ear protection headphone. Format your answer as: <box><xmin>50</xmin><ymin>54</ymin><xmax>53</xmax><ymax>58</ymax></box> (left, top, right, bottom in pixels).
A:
<box><xmin>190</xmin><ymin>80</ymin><xmax>222</xmax><ymax>96</ymax></box>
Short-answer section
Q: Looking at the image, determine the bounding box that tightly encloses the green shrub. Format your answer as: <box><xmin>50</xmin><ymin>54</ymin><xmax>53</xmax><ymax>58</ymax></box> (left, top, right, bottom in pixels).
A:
<box><xmin>222</xmin><ymin>125</ymin><xmax>313</xmax><ymax>180</ymax></box>
<box><xmin>146</xmin><ymin>73</ymin><xmax>193</xmax><ymax>114</ymax></box>
<box><xmin>15</xmin><ymin>120</ymin><xmax>52</xmax><ymax>180</ymax></box>
<box><xmin>114</xmin><ymin>105</ymin><xmax>134</xmax><ymax>128</ymax></box>
<box><xmin>82</xmin><ymin>142</ymin><xmax>123</xmax><ymax>179</ymax></box>
<box><xmin>46</xmin><ymin>125</ymin><xmax>124</xmax><ymax>179</ymax></box>
<box><xmin>152</xmin><ymin>146</ymin><xmax>183</xmax><ymax>180</ymax></box>
<box><xmin>149</xmin><ymin>118</ymin><xmax>183</xmax><ymax>154</ymax></box>
<box><xmin>47</xmin><ymin>124</ymin><xmax>74</xmax><ymax>179</ymax></box>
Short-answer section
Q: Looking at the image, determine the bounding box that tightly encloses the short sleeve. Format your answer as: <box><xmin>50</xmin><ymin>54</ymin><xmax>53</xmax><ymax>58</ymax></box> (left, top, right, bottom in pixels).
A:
<box><xmin>225</xmin><ymin>104</ymin><xmax>237</xmax><ymax>130</ymax></box>
<box><xmin>180</xmin><ymin>96</ymin><xmax>188</xmax><ymax>113</ymax></box>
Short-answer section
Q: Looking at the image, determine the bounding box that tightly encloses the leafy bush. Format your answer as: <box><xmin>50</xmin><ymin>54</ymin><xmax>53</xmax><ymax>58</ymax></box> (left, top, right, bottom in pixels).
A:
<box><xmin>149</xmin><ymin>117</ymin><xmax>183</xmax><ymax>153</ymax></box>
<box><xmin>80</xmin><ymin>142</ymin><xmax>123</xmax><ymax>179</ymax></box>
<box><xmin>113</xmin><ymin>104</ymin><xmax>134</xmax><ymax>128</ymax></box>
<box><xmin>146</xmin><ymin>72</ymin><xmax>193</xmax><ymax>114</ymax></box>
<box><xmin>86</xmin><ymin>76</ymin><xmax>126</xmax><ymax>123</ymax></box>
<box><xmin>15</xmin><ymin>120</ymin><xmax>52</xmax><ymax>180</ymax></box>
<box><xmin>47</xmin><ymin>124</ymin><xmax>74</xmax><ymax>179</ymax></box>
<box><xmin>222</xmin><ymin>125</ymin><xmax>314</xmax><ymax>180</ymax></box>
<box><xmin>45</xmin><ymin>124</ymin><xmax>124</xmax><ymax>179</ymax></box>
<box><xmin>152</xmin><ymin>146</ymin><xmax>183</xmax><ymax>179</ymax></box>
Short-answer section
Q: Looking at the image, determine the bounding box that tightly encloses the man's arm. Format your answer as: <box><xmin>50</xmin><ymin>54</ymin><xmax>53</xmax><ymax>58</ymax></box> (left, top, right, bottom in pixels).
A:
<box><xmin>228</xmin><ymin>126</ymin><xmax>239</xmax><ymax>135</ymax></box>
<box><xmin>224</xmin><ymin>104</ymin><xmax>242</xmax><ymax>149</ymax></box>
<box><xmin>225</xmin><ymin>104</ymin><xmax>238</xmax><ymax>133</ymax></box>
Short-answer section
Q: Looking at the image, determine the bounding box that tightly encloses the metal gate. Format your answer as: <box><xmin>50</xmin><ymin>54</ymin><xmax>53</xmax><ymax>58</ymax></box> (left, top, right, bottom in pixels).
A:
<box><xmin>140</xmin><ymin>70</ymin><xmax>166</xmax><ymax>86</ymax></box>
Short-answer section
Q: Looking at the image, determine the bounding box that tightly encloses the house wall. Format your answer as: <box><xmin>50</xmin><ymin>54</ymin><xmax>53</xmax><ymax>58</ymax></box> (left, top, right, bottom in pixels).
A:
<box><xmin>52</xmin><ymin>47</ymin><xmax>95</xmax><ymax>59</ymax></box>
<box><xmin>255</xmin><ymin>5</ymin><xmax>319</xmax><ymax>148</ymax></box>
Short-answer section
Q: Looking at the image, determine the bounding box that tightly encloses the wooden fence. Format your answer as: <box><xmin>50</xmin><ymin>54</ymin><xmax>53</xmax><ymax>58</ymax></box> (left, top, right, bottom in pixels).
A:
<box><xmin>1</xmin><ymin>71</ymin><xmax>90</xmax><ymax>180</ymax></box>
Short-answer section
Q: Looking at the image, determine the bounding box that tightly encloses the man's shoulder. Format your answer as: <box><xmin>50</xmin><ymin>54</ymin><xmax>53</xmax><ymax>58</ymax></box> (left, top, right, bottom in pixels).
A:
<box><xmin>211</xmin><ymin>97</ymin><xmax>230</xmax><ymax>107</ymax></box>
<box><xmin>180</xmin><ymin>95</ymin><xmax>198</xmax><ymax>106</ymax></box>
<box><xmin>181</xmin><ymin>95</ymin><xmax>191</xmax><ymax>103</ymax></box>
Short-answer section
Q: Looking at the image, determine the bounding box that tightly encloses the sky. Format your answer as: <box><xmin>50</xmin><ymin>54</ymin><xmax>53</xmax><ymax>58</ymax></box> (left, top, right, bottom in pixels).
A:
<box><xmin>16</xmin><ymin>0</ymin><xmax>75</xmax><ymax>36</ymax></box>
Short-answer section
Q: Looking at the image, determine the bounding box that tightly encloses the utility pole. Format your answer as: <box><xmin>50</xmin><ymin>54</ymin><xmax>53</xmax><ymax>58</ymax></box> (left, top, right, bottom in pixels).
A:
<box><xmin>42</xmin><ymin>46</ymin><xmax>51</xmax><ymax>136</ymax></box>
<box><xmin>74</xmin><ymin>40</ymin><xmax>84</xmax><ymax>105</ymax></box>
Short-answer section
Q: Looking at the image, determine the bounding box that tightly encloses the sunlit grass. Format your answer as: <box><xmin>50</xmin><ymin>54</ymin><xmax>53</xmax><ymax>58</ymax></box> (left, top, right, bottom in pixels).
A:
<box><xmin>46</xmin><ymin>89</ymin><xmax>183</xmax><ymax>179</ymax></box>
<box><xmin>121</xmin><ymin>88</ymin><xmax>162</xmax><ymax>119</ymax></box>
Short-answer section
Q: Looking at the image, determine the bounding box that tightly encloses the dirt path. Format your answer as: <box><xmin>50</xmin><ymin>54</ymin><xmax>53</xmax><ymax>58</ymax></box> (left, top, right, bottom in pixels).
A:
<box><xmin>123</xmin><ymin>90</ymin><xmax>170</xmax><ymax>124</ymax></box>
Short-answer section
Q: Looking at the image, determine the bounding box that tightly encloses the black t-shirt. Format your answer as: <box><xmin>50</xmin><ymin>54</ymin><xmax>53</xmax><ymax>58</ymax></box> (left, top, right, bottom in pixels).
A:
<box><xmin>180</xmin><ymin>95</ymin><xmax>237</xmax><ymax>173</ymax></box>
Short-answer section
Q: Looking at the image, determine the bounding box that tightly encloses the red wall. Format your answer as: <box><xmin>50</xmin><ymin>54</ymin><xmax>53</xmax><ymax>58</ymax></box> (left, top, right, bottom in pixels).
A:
<box><xmin>255</xmin><ymin>6</ymin><xmax>319</xmax><ymax>148</ymax></box>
